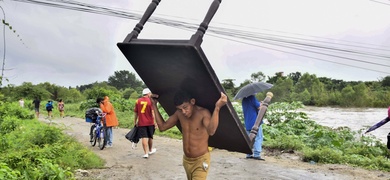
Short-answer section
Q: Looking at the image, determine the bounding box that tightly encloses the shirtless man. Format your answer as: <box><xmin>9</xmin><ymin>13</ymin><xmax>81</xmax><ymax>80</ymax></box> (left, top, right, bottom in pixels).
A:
<box><xmin>151</xmin><ymin>90</ymin><xmax>227</xmax><ymax>180</ymax></box>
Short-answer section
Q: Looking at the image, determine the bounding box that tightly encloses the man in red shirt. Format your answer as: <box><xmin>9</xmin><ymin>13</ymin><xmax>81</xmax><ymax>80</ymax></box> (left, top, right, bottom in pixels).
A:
<box><xmin>134</xmin><ymin>88</ymin><xmax>156</xmax><ymax>158</ymax></box>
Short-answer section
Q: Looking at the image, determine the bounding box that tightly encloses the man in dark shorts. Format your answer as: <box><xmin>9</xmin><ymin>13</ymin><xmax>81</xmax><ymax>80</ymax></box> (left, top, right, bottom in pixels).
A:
<box><xmin>45</xmin><ymin>100</ymin><xmax>54</xmax><ymax>118</ymax></box>
<box><xmin>32</xmin><ymin>97</ymin><xmax>40</xmax><ymax>118</ymax></box>
<box><xmin>134</xmin><ymin>88</ymin><xmax>156</xmax><ymax>158</ymax></box>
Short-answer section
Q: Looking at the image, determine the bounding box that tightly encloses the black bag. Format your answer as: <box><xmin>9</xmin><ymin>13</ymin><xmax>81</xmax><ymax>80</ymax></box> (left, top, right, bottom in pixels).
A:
<box><xmin>387</xmin><ymin>132</ymin><xmax>390</xmax><ymax>149</ymax></box>
<box><xmin>85</xmin><ymin>108</ymin><xmax>102</xmax><ymax>123</ymax></box>
<box><xmin>125</xmin><ymin>126</ymin><xmax>139</xmax><ymax>144</ymax></box>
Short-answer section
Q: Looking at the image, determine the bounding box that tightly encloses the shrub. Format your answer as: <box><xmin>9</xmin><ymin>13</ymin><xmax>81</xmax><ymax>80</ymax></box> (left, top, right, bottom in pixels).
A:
<box><xmin>302</xmin><ymin>147</ymin><xmax>344</xmax><ymax>164</ymax></box>
<box><xmin>0</xmin><ymin>117</ymin><xmax>21</xmax><ymax>134</ymax></box>
<box><xmin>0</xmin><ymin>163</ymin><xmax>20</xmax><ymax>180</ymax></box>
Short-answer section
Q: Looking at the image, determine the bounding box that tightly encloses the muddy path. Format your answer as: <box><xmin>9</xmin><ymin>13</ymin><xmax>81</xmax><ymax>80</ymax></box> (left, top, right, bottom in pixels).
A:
<box><xmin>41</xmin><ymin>117</ymin><xmax>390</xmax><ymax>180</ymax></box>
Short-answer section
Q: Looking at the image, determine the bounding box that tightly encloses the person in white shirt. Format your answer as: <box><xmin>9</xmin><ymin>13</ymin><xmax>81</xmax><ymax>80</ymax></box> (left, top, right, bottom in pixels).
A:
<box><xmin>19</xmin><ymin>98</ymin><xmax>25</xmax><ymax>108</ymax></box>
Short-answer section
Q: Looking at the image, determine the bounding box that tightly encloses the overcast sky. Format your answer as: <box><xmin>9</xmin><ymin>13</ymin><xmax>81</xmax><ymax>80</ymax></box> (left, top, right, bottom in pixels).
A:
<box><xmin>1</xmin><ymin>0</ymin><xmax>390</xmax><ymax>88</ymax></box>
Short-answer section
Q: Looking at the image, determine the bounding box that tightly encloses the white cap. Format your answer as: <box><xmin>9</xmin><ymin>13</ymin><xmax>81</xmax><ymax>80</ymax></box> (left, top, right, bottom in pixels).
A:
<box><xmin>142</xmin><ymin>88</ymin><xmax>151</xmax><ymax>95</ymax></box>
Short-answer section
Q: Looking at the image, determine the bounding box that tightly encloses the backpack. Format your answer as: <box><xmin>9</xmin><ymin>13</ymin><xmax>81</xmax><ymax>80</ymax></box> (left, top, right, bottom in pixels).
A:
<box><xmin>46</xmin><ymin>102</ymin><xmax>53</xmax><ymax>111</ymax></box>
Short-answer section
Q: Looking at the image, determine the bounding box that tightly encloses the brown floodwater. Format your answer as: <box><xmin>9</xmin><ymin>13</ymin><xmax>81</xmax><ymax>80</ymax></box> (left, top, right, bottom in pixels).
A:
<box><xmin>300</xmin><ymin>106</ymin><xmax>389</xmax><ymax>144</ymax></box>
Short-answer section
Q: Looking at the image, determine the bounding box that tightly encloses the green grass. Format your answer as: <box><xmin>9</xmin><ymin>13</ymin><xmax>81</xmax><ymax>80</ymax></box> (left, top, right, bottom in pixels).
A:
<box><xmin>1</xmin><ymin>102</ymin><xmax>105</xmax><ymax>179</ymax></box>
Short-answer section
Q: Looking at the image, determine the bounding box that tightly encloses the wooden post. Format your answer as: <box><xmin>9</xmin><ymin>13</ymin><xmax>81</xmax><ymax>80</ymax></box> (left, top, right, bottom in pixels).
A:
<box><xmin>249</xmin><ymin>92</ymin><xmax>273</xmax><ymax>145</ymax></box>
<box><xmin>190</xmin><ymin>0</ymin><xmax>222</xmax><ymax>46</ymax></box>
<box><xmin>123</xmin><ymin>0</ymin><xmax>161</xmax><ymax>42</ymax></box>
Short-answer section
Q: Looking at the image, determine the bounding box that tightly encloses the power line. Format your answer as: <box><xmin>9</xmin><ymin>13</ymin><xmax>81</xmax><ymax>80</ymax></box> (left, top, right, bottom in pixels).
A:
<box><xmin>0</xmin><ymin>6</ymin><xmax>6</xmax><ymax>87</ymax></box>
<box><xmin>205</xmin><ymin>33</ymin><xmax>390</xmax><ymax>74</ymax></box>
<box><xmin>212</xmin><ymin>26</ymin><xmax>390</xmax><ymax>59</ymax></box>
<box><xmin>370</xmin><ymin>0</ymin><xmax>390</xmax><ymax>6</ymax></box>
<box><xmin>10</xmin><ymin>0</ymin><xmax>390</xmax><ymax>75</ymax></box>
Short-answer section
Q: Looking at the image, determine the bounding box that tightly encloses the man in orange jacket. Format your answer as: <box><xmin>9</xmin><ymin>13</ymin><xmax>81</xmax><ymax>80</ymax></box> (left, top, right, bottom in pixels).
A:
<box><xmin>98</xmin><ymin>96</ymin><xmax>119</xmax><ymax>147</ymax></box>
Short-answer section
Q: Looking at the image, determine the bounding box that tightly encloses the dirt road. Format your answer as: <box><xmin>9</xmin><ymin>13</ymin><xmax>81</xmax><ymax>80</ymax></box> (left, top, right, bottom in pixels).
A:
<box><xmin>42</xmin><ymin>117</ymin><xmax>390</xmax><ymax>180</ymax></box>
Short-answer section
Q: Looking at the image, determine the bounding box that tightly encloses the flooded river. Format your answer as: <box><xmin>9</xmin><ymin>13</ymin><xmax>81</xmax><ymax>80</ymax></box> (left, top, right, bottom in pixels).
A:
<box><xmin>299</xmin><ymin>106</ymin><xmax>389</xmax><ymax>144</ymax></box>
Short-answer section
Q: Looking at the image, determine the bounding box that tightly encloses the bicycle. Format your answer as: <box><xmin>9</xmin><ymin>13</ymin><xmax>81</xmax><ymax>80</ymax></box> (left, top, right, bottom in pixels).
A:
<box><xmin>89</xmin><ymin>112</ymin><xmax>108</xmax><ymax>150</ymax></box>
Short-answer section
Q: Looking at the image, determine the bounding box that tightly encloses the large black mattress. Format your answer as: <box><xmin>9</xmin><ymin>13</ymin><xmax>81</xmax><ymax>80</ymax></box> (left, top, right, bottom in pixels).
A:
<box><xmin>117</xmin><ymin>39</ymin><xmax>252</xmax><ymax>154</ymax></box>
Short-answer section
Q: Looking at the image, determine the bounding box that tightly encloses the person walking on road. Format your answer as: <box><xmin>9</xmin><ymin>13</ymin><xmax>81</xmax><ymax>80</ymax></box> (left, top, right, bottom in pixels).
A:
<box><xmin>98</xmin><ymin>96</ymin><xmax>119</xmax><ymax>148</ymax></box>
<box><xmin>19</xmin><ymin>98</ymin><xmax>25</xmax><ymax>108</ymax></box>
<box><xmin>58</xmin><ymin>99</ymin><xmax>65</xmax><ymax>118</ymax></box>
<box><xmin>32</xmin><ymin>97</ymin><xmax>41</xmax><ymax>118</ymax></box>
<box><xmin>134</xmin><ymin>88</ymin><xmax>157</xmax><ymax>158</ymax></box>
<box><xmin>45</xmin><ymin>100</ymin><xmax>54</xmax><ymax>119</ymax></box>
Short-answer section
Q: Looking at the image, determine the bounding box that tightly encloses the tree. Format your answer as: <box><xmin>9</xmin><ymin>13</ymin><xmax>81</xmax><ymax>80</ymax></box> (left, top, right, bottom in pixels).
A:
<box><xmin>107</xmin><ymin>70</ymin><xmax>143</xmax><ymax>90</ymax></box>
<box><xmin>238</xmin><ymin>79</ymin><xmax>252</xmax><ymax>88</ymax></box>
<box><xmin>15</xmin><ymin>82</ymin><xmax>35</xmax><ymax>99</ymax></box>
<box><xmin>287</xmin><ymin>72</ymin><xmax>301</xmax><ymax>85</ymax></box>
<box><xmin>12</xmin><ymin>82</ymin><xmax>51</xmax><ymax>101</ymax></box>
<box><xmin>221</xmin><ymin>78</ymin><xmax>238</xmax><ymax>98</ymax></box>
<box><xmin>318</xmin><ymin>77</ymin><xmax>348</xmax><ymax>92</ymax></box>
<box><xmin>311</xmin><ymin>80</ymin><xmax>327</xmax><ymax>106</ymax></box>
<box><xmin>291</xmin><ymin>89</ymin><xmax>311</xmax><ymax>104</ymax></box>
<box><xmin>328</xmin><ymin>90</ymin><xmax>342</xmax><ymax>105</ymax></box>
<box><xmin>382</xmin><ymin>76</ymin><xmax>390</xmax><ymax>87</ymax></box>
<box><xmin>292</xmin><ymin>73</ymin><xmax>329</xmax><ymax>105</ymax></box>
<box><xmin>122</xmin><ymin>88</ymin><xmax>136</xmax><ymax>99</ymax></box>
<box><xmin>36</xmin><ymin>82</ymin><xmax>61</xmax><ymax>100</ymax></box>
<box><xmin>340</xmin><ymin>85</ymin><xmax>355</xmax><ymax>107</ymax></box>
<box><xmin>267</xmin><ymin>72</ymin><xmax>285</xmax><ymax>84</ymax></box>
<box><xmin>352</xmin><ymin>83</ymin><xmax>370</xmax><ymax>107</ymax></box>
<box><xmin>76</xmin><ymin>83</ymin><xmax>94</xmax><ymax>92</ymax></box>
<box><xmin>372</xmin><ymin>89</ymin><xmax>390</xmax><ymax>107</ymax></box>
<box><xmin>269</xmin><ymin>78</ymin><xmax>293</xmax><ymax>102</ymax></box>
<box><xmin>83</xmin><ymin>84</ymin><xmax>121</xmax><ymax>100</ymax></box>
<box><xmin>294</xmin><ymin>73</ymin><xmax>313</xmax><ymax>93</ymax></box>
<box><xmin>250</xmin><ymin>71</ymin><xmax>266</xmax><ymax>82</ymax></box>
<box><xmin>63</xmin><ymin>88</ymin><xmax>84</xmax><ymax>103</ymax></box>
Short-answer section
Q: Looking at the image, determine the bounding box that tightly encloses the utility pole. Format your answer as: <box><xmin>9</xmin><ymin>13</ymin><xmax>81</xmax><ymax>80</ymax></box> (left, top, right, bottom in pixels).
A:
<box><xmin>0</xmin><ymin>5</ymin><xmax>5</xmax><ymax>87</ymax></box>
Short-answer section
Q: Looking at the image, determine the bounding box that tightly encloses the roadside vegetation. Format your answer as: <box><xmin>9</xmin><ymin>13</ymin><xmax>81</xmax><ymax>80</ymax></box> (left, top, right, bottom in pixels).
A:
<box><xmin>0</xmin><ymin>101</ymin><xmax>104</xmax><ymax>180</ymax></box>
<box><xmin>234</xmin><ymin>101</ymin><xmax>390</xmax><ymax>171</ymax></box>
<box><xmin>1</xmin><ymin>70</ymin><xmax>389</xmax><ymax>179</ymax></box>
<box><xmin>263</xmin><ymin>102</ymin><xmax>390</xmax><ymax>171</ymax></box>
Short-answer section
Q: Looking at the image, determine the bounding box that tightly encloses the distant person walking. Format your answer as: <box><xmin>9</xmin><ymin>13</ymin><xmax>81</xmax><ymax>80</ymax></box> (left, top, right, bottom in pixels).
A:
<box><xmin>98</xmin><ymin>96</ymin><xmax>119</xmax><ymax>148</ymax></box>
<box><xmin>45</xmin><ymin>100</ymin><xmax>54</xmax><ymax>118</ymax></box>
<box><xmin>19</xmin><ymin>98</ymin><xmax>25</xmax><ymax>108</ymax></box>
<box><xmin>32</xmin><ymin>97</ymin><xmax>40</xmax><ymax>118</ymax></box>
<box><xmin>134</xmin><ymin>88</ymin><xmax>156</xmax><ymax>158</ymax></box>
<box><xmin>242</xmin><ymin>95</ymin><xmax>265</xmax><ymax>161</ymax></box>
<box><xmin>58</xmin><ymin>99</ymin><xmax>65</xmax><ymax>118</ymax></box>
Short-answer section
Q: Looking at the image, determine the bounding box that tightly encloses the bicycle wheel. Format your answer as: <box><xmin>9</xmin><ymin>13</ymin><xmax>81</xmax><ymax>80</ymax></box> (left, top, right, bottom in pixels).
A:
<box><xmin>91</xmin><ymin>128</ymin><xmax>97</xmax><ymax>146</ymax></box>
<box><xmin>90</xmin><ymin>125</ymin><xmax>97</xmax><ymax>146</ymax></box>
<box><xmin>97</xmin><ymin>128</ymin><xmax>103</xmax><ymax>149</ymax></box>
<box><xmin>98</xmin><ymin>127</ymin><xmax>107</xmax><ymax>150</ymax></box>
